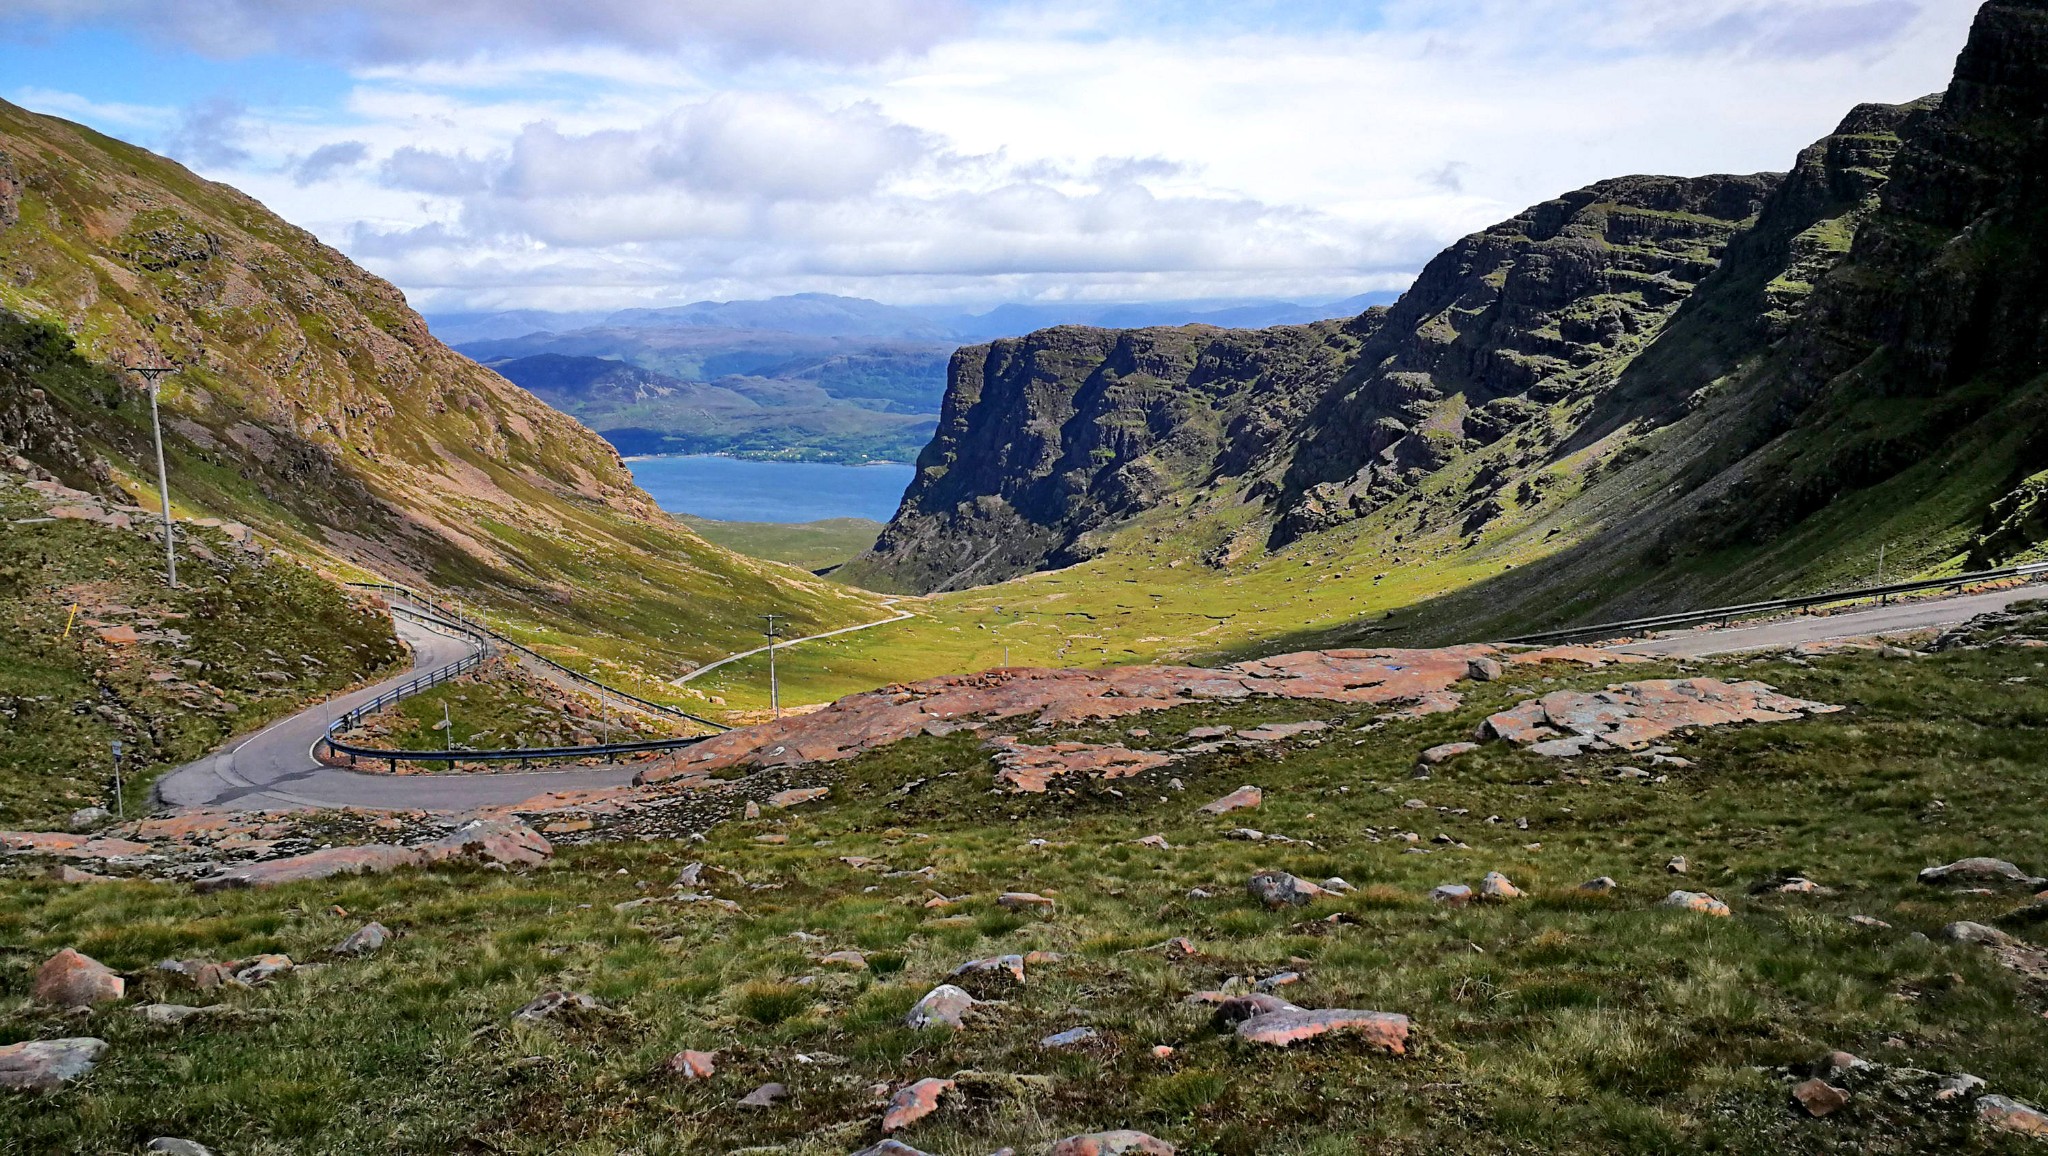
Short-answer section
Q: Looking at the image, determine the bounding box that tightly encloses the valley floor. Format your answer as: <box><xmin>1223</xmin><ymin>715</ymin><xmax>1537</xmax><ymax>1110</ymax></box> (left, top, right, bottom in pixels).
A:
<box><xmin>5</xmin><ymin>625</ymin><xmax>2046</xmax><ymax>1153</ymax></box>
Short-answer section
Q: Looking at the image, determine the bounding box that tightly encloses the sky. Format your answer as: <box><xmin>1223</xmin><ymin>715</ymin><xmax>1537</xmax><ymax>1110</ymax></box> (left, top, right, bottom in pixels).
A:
<box><xmin>0</xmin><ymin>0</ymin><xmax>1987</xmax><ymax>313</ymax></box>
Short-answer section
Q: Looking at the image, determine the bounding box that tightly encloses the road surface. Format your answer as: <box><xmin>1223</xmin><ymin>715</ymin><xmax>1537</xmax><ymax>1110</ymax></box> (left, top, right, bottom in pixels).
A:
<box><xmin>1611</xmin><ymin>585</ymin><xmax>2039</xmax><ymax>658</ymax></box>
<box><xmin>155</xmin><ymin>615</ymin><xmax>638</xmax><ymax>812</ymax></box>
<box><xmin>158</xmin><ymin>583</ymin><xmax>2033</xmax><ymax>814</ymax></box>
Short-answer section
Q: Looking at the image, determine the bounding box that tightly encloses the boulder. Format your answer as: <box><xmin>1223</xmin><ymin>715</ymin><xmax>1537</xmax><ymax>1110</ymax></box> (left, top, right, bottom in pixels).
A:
<box><xmin>232</xmin><ymin>954</ymin><xmax>293</xmax><ymax>985</ymax></box>
<box><xmin>1199</xmin><ymin>786</ymin><xmax>1262</xmax><ymax>815</ymax></box>
<box><xmin>952</xmin><ymin>954</ymin><xmax>1026</xmax><ymax>984</ymax></box>
<box><xmin>513</xmin><ymin>990</ymin><xmax>603</xmax><ymax>1023</ymax></box>
<box><xmin>1977</xmin><ymin>1095</ymin><xmax>2048</xmax><ymax>1137</ymax></box>
<box><xmin>1465</xmin><ymin>656</ymin><xmax>1504</xmax><ymax>682</ymax></box>
<box><xmin>1430</xmin><ymin>884</ymin><xmax>1474</xmax><ymax>907</ymax></box>
<box><xmin>156</xmin><ymin>958</ymin><xmax>234</xmax><ymax>989</ymax></box>
<box><xmin>195</xmin><ymin>844</ymin><xmax>424</xmax><ymax>891</ymax></box>
<box><xmin>423</xmin><ymin>819</ymin><xmax>552</xmax><ymax>868</ymax></box>
<box><xmin>33</xmin><ymin>949</ymin><xmax>124</xmax><ymax>1008</ymax></box>
<box><xmin>1920</xmin><ymin>857</ymin><xmax>2044</xmax><ymax>889</ymax></box>
<box><xmin>1041</xmin><ymin>1027</ymin><xmax>1099</xmax><ymax>1048</ymax></box>
<box><xmin>1480</xmin><ymin>872</ymin><xmax>1522</xmax><ymax>900</ymax></box>
<box><xmin>667</xmin><ymin>1050</ymin><xmax>716</xmax><ymax>1079</ymax></box>
<box><xmin>332</xmin><ymin>922</ymin><xmax>391</xmax><ymax>957</ymax></box>
<box><xmin>1210</xmin><ymin>994</ymin><xmax>1299</xmax><ymax>1028</ymax></box>
<box><xmin>1247</xmin><ymin>872</ymin><xmax>1327</xmax><ymax>909</ymax></box>
<box><xmin>1419</xmin><ymin>741</ymin><xmax>1480</xmax><ymax>765</ymax></box>
<box><xmin>997</xmin><ymin>891</ymin><xmax>1055</xmax><ymax>911</ymax></box>
<box><xmin>905</xmin><ymin>984</ymin><xmax>975</xmax><ymax>1029</ymax></box>
<box><xmin>821</xmin><ymin>950</ymin><xmax>868</xmax><ymax>970</ymax></box>
<box><xmin>0</xmin><ymin>1037</ymin><xmax>107</xmax><ymax>1093</ymax></box>
<box><xmin>1660</xmin><ymin>891</ymin><xmax>1732</xmax><ymax>917</ymax></box>
<box><xmin>1050</xmin><ymin>1132</ymin><xmax>1176</xmax><ymax>1156</ymax></box>
<box><xmin>1578</xmin><ymin>877</ymin><xmax>1618</xmax><ymax>893</ymax></box>
<box><xmin>67</xmin><ymin>807</ymin><xmax>112</xmax><ymax>831</ymax></box>
<box><xmin>883</xmin><ymin>1077</ymin><xmax>953</xmax><ymax>1131</ymax></box>
<box><xmin>1792</xmin><ymin>1078</ymin><xmax>1849</xmax><ymax>1118</ymax></box>
<box><xmin>1940</xmin><ymin>921</ymin><xmax>2020</xmax><ymax>948</ymax></box>
<box><xmin>1235</xmin><ymin>1007</ymin><xmax>1411</xmax><ymax>1054</ymax></box>
<box><xmin>739</xmin><ymin>1082</ymin><xmax>788</xmax><ymax>1108</ymax></box>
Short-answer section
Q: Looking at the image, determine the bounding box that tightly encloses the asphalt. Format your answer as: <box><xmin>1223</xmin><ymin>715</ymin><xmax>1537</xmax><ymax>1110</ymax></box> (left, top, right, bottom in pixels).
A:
<box><xmin>154</xmin><ymin>616</ymin><xmax>638</xmax><ymax>812</ymax></box>
<box><xmin>157</xmin><ymin>583</ymin><xmax>2040</xmax><ymax>814</ymax></box>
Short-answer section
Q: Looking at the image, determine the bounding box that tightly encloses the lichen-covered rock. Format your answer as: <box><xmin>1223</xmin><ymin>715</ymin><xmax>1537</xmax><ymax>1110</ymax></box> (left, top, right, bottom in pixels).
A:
<box><xmin>905</xmin><ymin>984</ymin><xmax>975</xmax><ymax>1029</ymax></box>
<box><xmin>1661</xmin><ymin>891</ymin><xmax>1732</xmax><ymax>917</ymax></box>
<box><xmin>1248</xmin><ymin>871</ymin><xmax>1326</xmax><ymax>908</ymax></box>
<box><xmin>990</xmin><ymin>738</ymin><xmax>1170</xmax><ymax>793</ymax></box>
<box><xmin>882</xmin><ymin>1077</ymin><xmax>954</xmax><ymax>1131</ymax></box>
<box><xmin>1792</xmin><ymin>1078</ymin><xmax>1849</xmax><ymax>1118</ymax></box>
<box><xmin>1481</xmin><ymin>679</ymin><xmax>1839</xmax><ymax>754</ymax></box>
<box><xmin>332</xmin><ymin>922</ymin><xmax>391</xmax><ymax>957</ymax></box>
<box><xmin>1920</xmin><ymin>857</ymin><xmax>2044</xmax><ymax>889</ymax></box>
<box><xmin>1049</xmin><ymin>1132</ymin><xmax>1177</xmax><ymax>1156</ymax></box>
<box><xmin>0</xmin><ymin>1037</ymin><xmax>108</xmax><ymax>1093</ymax></box>
<box><xmin>1235</xmin><ymin>1007</ymin><xmax>1411</xmax><ymax>1054</ymax></box>
<box><xmin>667</xmin><ymin>1049</ymin><xmax>716</xmax><ymax>1079</ymax></box>
<box><xmin>1430</xmin><ymin>883</ymin><xmax>1474</xmax><ymax>907</ymax></box>
<box><xmin>513</xmin><ymin>990</ymin><xmax>603</xmax><ymax>1023</ymax></box>
<box><xmin>1480</xmin><ymin>872</ymin><xmax>1523</xmax><ymax>900</ymax></box>
<box><xmin>1978</xmin><ymin>1094</ymin><xmax>2048</xmax><ymax>1137</ymax></box>
<box><xmin>1200</xmin><ymin>785</ymin><xmax>1263</xmax><ymax>814</ymax></box>
<box><xmin>194</xmin><ymin>844</ymin><xmax>423</xmax><ymax>892</ymax></box>
<box><xmin>423</xmin><ymin>819</ymin><xmax>552</xmax><ymax>868</ymax></box>
<box><xmin>32</xmin><ymin>949</ymin><xmax>123</xmax><ymax>1008</ymax></box>
<box><xmin>767</xmin><ymin>787</ymin><xmax>829</xmax><ymax>808</ymax></box>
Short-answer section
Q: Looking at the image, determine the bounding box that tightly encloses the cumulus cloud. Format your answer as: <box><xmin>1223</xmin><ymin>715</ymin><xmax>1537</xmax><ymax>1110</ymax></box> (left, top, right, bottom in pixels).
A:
<box><xmin>7</xmin><ymin>0</ymin><xmax>972</xmax><ymax>64</ymax></box>
<box><xmin>291</xmin><ymin>140</ymin><xmax>368</xmax><ymax>185</ymax></box>
<box><xmin>161</xmin><ymin>96</ymin><xmax>250</xmax><ymax>169</ymax></box>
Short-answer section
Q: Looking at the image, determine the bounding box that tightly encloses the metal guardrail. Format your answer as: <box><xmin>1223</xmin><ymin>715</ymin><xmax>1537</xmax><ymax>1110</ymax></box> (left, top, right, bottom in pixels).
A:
<box><xmin>345</xmin><ymin>581</ymin><xmax>728</xmax><ymax>731</ymax></box>
<box><xmin>1499</xmin><ymin>562</ymin><xmax>2048</xmax><ymax>646</ymax></box>
<box><xmin>321</xmin><ymin>583</ymin><xmax>723</xmax><ymax>770</ymax></box>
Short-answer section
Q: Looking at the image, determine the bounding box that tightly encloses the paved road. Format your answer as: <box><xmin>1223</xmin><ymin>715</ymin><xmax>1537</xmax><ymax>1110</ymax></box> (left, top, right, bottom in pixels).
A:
<box><xmin>1611</xmin><ymin>585</ymin><xmax>2038</xmax><ymax>658</ymax></box>
<box><xmin>158</xmin><ymin>583</ymin><xmax>2033</xmax><ymax>814</ymax></box>
<box><xmin>155</xmin><ymin>616</ymin><xmax>638</xmax><ymax>812</ymax></box>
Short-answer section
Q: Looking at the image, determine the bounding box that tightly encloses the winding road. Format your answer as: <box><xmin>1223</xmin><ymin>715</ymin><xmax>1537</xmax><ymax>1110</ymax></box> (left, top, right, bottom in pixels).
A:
<box><xmin>156</xmin><ymin>583</ymin><xmax>2040</xmax><ymax>814</ymax></box>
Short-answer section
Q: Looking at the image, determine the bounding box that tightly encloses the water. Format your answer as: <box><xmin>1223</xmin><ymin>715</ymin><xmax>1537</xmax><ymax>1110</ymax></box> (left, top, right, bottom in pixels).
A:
<box><xmin>624</xmin><ymin>455</ymin><xmax>914</xmax><ymax>524</ymax></box>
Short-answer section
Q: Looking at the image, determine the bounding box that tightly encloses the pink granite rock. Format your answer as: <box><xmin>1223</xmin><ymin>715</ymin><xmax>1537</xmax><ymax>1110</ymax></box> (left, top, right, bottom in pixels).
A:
<box><xmin>1661</xmin><ymin>891</ymin><xmax>1732</xmax><ymax>917</ymax></box>
<box><xmin>882</xmin><ymin>1077</ymin><xmax>954</xmax><ymax>1131</ymax></box>
<box><xmin>33</xmin><ymin>949</ymin><xmax>124</xmax><ymax>1008</ymax></box>
<box><xmin>767</xmin><ymin>787</ymin><xmax>829</xmax><ymax>808</ymax></box>
<box><xmin>667</xmin><ymin>1049</ymin><xmax>716</xmax><ymax>1079</ymax></box>
<box><xmin>1200</xmin><ymin>786</ymin><xmax>1262</xmax><ymax>814</ymax></box>
<box><xmin>905</xmin><ymin>984</ymin><xmax>975</xmax><ymax>1029</ymax></box>
<box><xmin>1235</xmin><ymin>1007</ymin><xmax>1410</xmax><ymax>1054</ymax></box>
<box><xmin>0</xmin><ymin>1038</ymin><xmax>107</xmax><ymax>1093</ymax></box>
<box><xmin>195</xmin><ymin>845</ymin><xmax>424</xmax><ymax>891</ymax></box>
<box><xmin>423</xmin><ymin>819</ymin><xmax>552</xmax><ymax>867</ymax></box>
<box><xmin>1050</xmin><ymin>1132</ymin><xmax>1176</xmax><ymax>1156</ymax></box>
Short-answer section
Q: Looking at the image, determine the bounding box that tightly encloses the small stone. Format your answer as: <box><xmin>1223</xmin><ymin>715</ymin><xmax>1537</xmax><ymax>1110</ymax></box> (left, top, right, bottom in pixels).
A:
<box><xmin>1480</xmin><ymin>872</ymin><xmax>1523</xmax><ymax>900</ymax></box>
<box><xmin>1254</xmin><ymin>972</ymin><xmax>1301</xmax><ymax>992</ymax></box>
<box><xmin>0</xmin><ymin>1038</ymin><xmax>107</xmax><ymax>1093</ymax></box>
<box><xmin>906</xmin><ymin>984</ymin><xmax>975</xmax><ymax>1029</ymax></box>
<box><xmin>997</xmin><ymin>891</ymin><xmax>1055</xmax><ymax>910</ymax></box>
<box><xmin>1135</xmin><ymin>835</ymin><xmax>1171</xmax><ymax>850</ymax></box>
<box><xmin>332</xmin><ymin>922</ymin><xmax>390</xmax><ymax>957</ymax></box>
<box><xmin>1150</xmin><ymin>1045</ymin><xmax>1175</xmax><ymax>1058</ymax></box>
<box><xmin>1792</xmin><ymin>1078</ymin><xmax>1849</xmax><ymax>1118</ymax></box>
<box><xmin>1200</xmin><ymin>785</ymin><xmax>1262</xmax><ymax>814</ymax></box>
<box><xmin>1578</xmin><ymin>877</ymin><xmax>1618</xmax><ymax>893</ymax></box>
<box><xmin>1666</xmin><ymin>856</ymin><xmax>1690</xmax><ymax>875</ymax></box>
<box><xmin>1247</xmin><ymin>871</ymin><xmax>1327</xmax><ymax>908</ymax></box>
<box><xmin>145</xmin><ymin>1141</ymin><xmax>214</xmax><ymax>1156</ymax></box>
<box><xmin>1848</xmin><ymin>915</ymin><xmax>1892</xmax><ymax>929</ymax></box>
<box><xmin>1980</xmin><ymin>1095</ymin><xmax>2048</xmax><ymax>1137</ymax></box>
<box><xmin>754</xmin><ymin>833</ymin><xmax>788</xmax><ymax>845</ymax></box>
<box><xmin>821</xmin><ymin>950</ymin><xmax>869</xmax><ymax>970</ymax></box>
<box><xmin>1821</xmin><ymin>1050</ymin><xmax>1868</xmax><ymax>1076</ymax></box>
<box><xmin>33</xmin><ymin>949</ymin><xmax>124</xmax><ymax>1008</ymax></box>
<box><xmin>1613</xmin><ymin>766</ymin><xmax>1650</xmax><ymax>780</ymax></box>
<box><xmin>1041</xmin><ymin>1026</ymin><xmax>1099</xmax><ymax>1048</ymax></box>
<box><xmin>1466</xmin><ymin>656</ymin><xmax>1504</xmax><ymax>682</ymax></box>
<box><xmin>1430</xmin><ymin>883</ymin><xmax>1474</xmax><ymax>907</ymax></box>
<box><xmin>1661</xmin><ymin>891</ymin><xmax>1732</xmax><ymax>917</ymax></box>
<box><xmin>739</xmin><ymin>1081</ymin><xmax>788</xmax><ymax>1108</ymax></box>
<box><xmin>1186</xmin><ymin>888</ymin><xmax>1213</xmax><ymax>899</ymax></box>
<box><xmin>1775</xmin><ymin>877</ymin><xmax>1830</xmax><ymax>894</ymax></box>
<box><xmin>883</xmin><ymin>1076</ymin><xmax>954</xmax><ymax>1130</ymax></box>
<box><xmin>1320</xmin><ymin>877</ymin><xmax>1356</xmax><ymax>893</ymax></box>
<box><xmin>1225</xmin><ymin>828</ymin><xmax>1265</xmax><ymax>841</ymax></box>
<box><xmin>743</xmin><ymin>801</ymin><xmax>761</xmax><ymax>819</ymax></box>
<box><xmin>57</xmin><ymin>866</ymin><xmax>119</xmax><ymax>884</ymax></box>
<box><xmin>1050</xmin><ymin>1131</ymin><xmax>1177</xmax><ymax>1156</ymax></box>
<box><xmin>232</xmin><ymin>954</ymin><xmax>293</xmax><ymax>985</ymax></box>
<box><xmin>852</xmin><ymin>1143</ymin><xmax>938</xmax><ymax>1156</ymax></box>
<box><xmin>952</xmin><ymin>954</ymin><xmax>1026</xmax><ymax>983</ymax></box>
<box><xmin>667</xmin><ymin>1049</ymin><xmax>716</xmax><ymax>1079</ymax></box>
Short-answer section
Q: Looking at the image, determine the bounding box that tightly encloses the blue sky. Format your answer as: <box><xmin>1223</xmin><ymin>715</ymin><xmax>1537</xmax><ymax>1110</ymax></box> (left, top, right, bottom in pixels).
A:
<box><xmin>0</xmin><ymin>1</ymin><xmax>1985</xmax><ymax>312</ymax></box>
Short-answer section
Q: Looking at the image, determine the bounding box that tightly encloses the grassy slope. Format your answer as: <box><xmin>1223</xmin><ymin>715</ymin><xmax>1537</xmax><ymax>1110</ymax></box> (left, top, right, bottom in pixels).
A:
<box><xmin>679</xmin><ymin>516</ymin><xmax>884</xmax><ymax>573</ymax></box>
<box><xmin>0</xmin><ymin>102</ymin><xmax>886</xmax><ymax>696</ymax></box>
<box><xmin>4</xmin><ymin>642</ymin><xmax>2045</xmax><ymax>1152</ymax></box>
<box><xmin>0</xmin><ymin>484</ymin><xmax>403</xmax><ymax>826</ymax></box>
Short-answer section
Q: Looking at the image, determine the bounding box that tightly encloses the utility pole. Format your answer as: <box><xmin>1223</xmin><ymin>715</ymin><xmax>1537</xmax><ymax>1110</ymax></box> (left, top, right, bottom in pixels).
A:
<box><xmin>442</xmin><ymin>701</ymin><xmax>453</xmax><ymax>751</ymax></box>
<box><xmin>761</xmin><ymin>614</ymin><xmax>784</xmax><ymax>719</ymax></box>
<box><xmin>126</xmin><ymin>365</ymin><xmax>180</xmax><ymax>588</ymax></box>
<box><xmin>1879</xmin><ymin>542</ymin><xmax>1891</xmax><ymax>604</ymax></box>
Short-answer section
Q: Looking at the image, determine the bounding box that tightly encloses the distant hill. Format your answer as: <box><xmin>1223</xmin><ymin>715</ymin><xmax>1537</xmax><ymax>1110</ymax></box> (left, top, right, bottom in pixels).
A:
<box><xmin>434</xmin><ymin>292</ymin><xmax>1394</xmax><ymax>463</ymax></box>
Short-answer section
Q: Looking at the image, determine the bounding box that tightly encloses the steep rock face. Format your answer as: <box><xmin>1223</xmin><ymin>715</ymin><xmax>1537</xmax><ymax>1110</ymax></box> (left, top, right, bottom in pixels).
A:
<box><xmin>841</xmin><ymin>320</ymin><xmax>1362</xmax><ymax>592</ymax></box>
<box><xmin>1270</xmin><ymin>174</ymin><xmax>1779</xmax><ymax>542</ymax></box>
<box><xmin>0</xmin><ymin>100</ymin><xmax>877</xmax><ymax>659</ymax></box>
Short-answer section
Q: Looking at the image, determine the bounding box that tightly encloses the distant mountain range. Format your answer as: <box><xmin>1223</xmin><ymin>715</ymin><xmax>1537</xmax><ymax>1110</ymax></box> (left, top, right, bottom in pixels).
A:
<box><xmin>432</xmin><ymin>291</ymin><xmax>1396</xmax><ymax>463</ymax></box>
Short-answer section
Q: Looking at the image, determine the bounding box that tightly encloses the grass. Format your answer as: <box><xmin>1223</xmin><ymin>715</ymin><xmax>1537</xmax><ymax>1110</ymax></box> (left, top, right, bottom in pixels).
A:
<box><xmin>0</xmin><ymin>483</ymin><xmax>403</xmax><ymax>826</ymax></box>
<box><xmin>342</xmin><ymin>656</ymin><xmax>682</xmax><ymax>755</ymax></box>
<box><xmin>679</xmin><ymin>516</ymin><xmax>885</xmax><ymax>573</ymax></box>
<box><xmin>4</xmin><ymin>641</ymin><xmax>2045</xmax><ymax>1152</ymax></box>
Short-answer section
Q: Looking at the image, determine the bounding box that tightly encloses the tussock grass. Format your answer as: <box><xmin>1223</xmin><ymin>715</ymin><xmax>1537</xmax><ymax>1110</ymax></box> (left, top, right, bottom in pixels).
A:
<box><xmin>2</xmin><ymin>645</ymin><xmax>2045</xmax><ymax>1152</ymax></box>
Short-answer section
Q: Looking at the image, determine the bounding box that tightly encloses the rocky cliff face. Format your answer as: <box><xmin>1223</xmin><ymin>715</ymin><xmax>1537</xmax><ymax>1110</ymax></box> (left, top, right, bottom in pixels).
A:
<box><xmin>0</xmin><ymin>100</ymin><xmax>877</xmax><ymax>661</ymax></box>
<box><xmin>851</xmin><ymin>0</ymin><xmax>2048</xmax><ymax>616</ymax></box>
